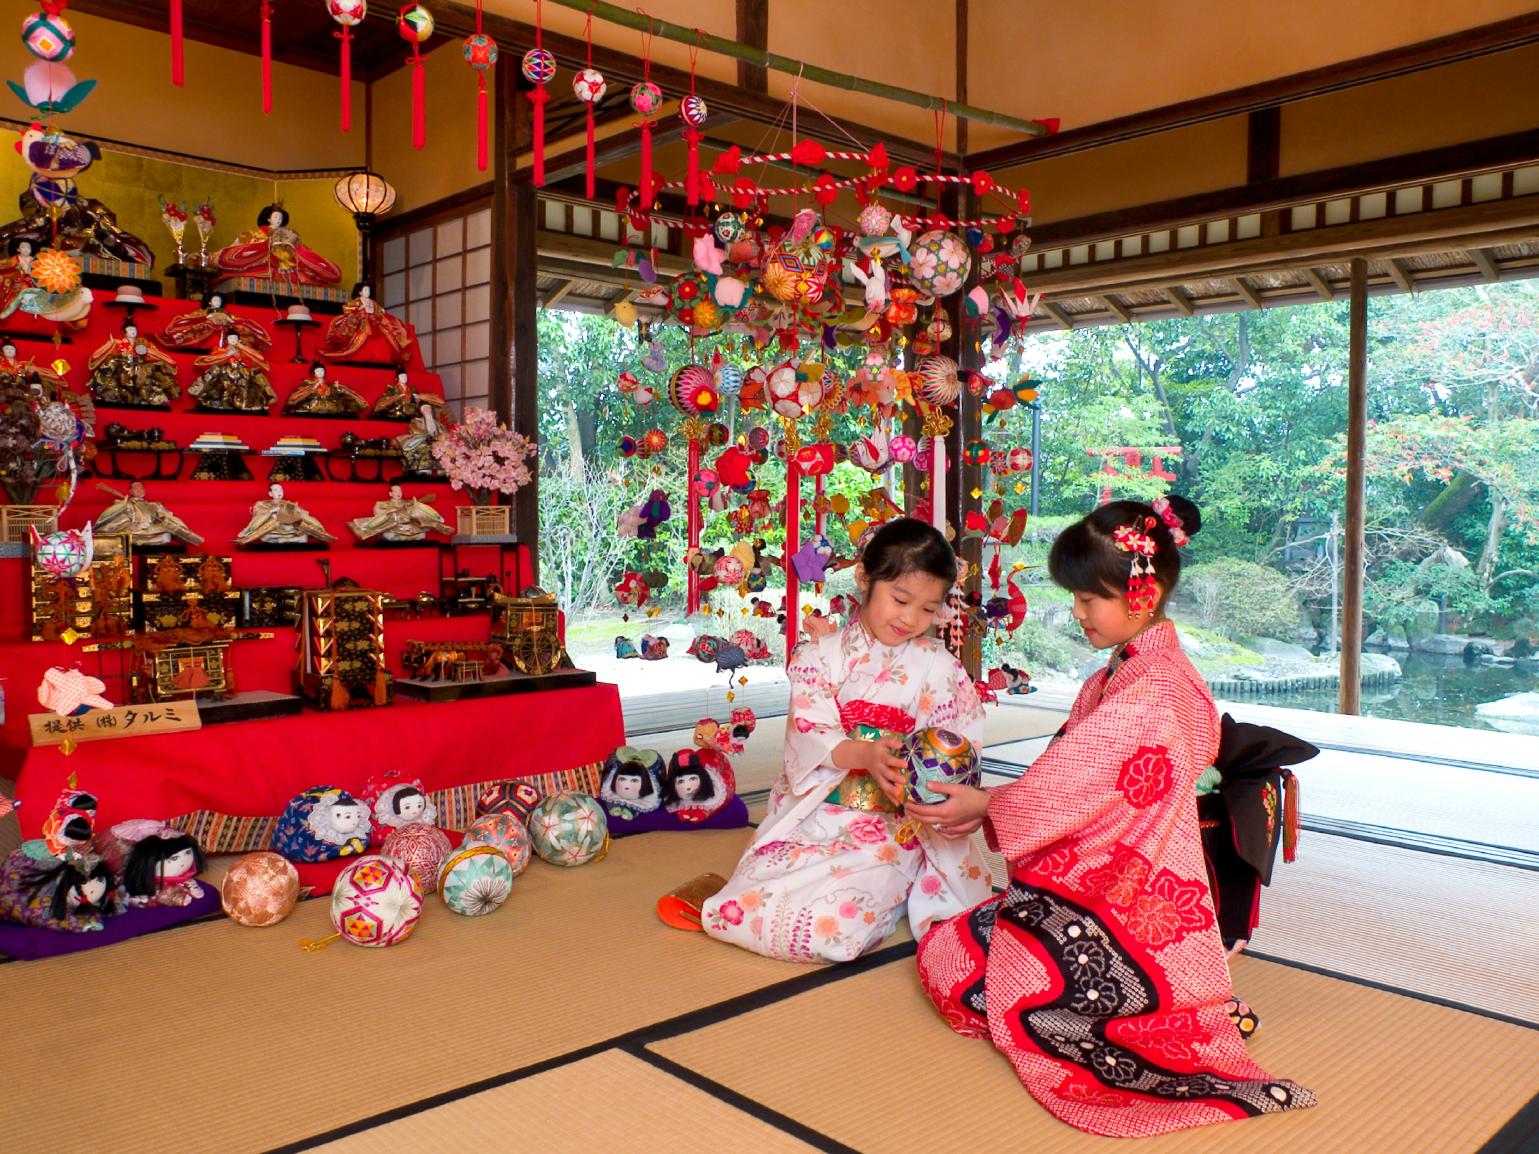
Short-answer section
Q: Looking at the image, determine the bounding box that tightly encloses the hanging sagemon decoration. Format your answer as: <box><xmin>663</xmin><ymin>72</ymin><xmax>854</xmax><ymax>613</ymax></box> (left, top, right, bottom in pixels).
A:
<box><xmin>630</xmin><ymin>23</ymin><xmax>662</xmax><ymax>210</ymax></box>
<box><xmin>463</xmin><ymin>0</ymin><xmax>497</xmax><ymax>172</ymax></box>
<box><xmin>327</xmin><ymin>0</ymin><xmax>367</xmax><ymax>133</ymax></box>
<box><xmin>397</xmin><ymin>4</ymin><xmax>434</xmax><ymax>151</ymax></box>
<box><xmin>21</xmin><ymin>8</ymin><xmax>75</xmax><ymax>62</ymax></box>
<box><xmin>520</xmin><ymin>0</ymin><xmax>555</xmax><ymax>186</ymax></box>
<box><xmin>679</xmin><ymin>44</ymin><xmax>707</xmax><ymax>206</ymax></box>
<box><xmin>572</xmin><ymin>14</ymin><xmax>605</xmax><ymax>200</ymax></box>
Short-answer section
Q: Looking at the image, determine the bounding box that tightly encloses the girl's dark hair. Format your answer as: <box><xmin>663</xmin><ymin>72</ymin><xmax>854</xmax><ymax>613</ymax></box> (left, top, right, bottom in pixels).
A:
<box><xmin>390</xmin><ymin>787</ymin><xmax>424</xmax><ymax>815</ymax></box>
<box><xmin>1048</xmin><ymin>497</ymin><xmax>1201</xmax><ymax>605</ymax></box>
<box><xmin>123</xmin><ymin>833</ymin><xmax>206</xmax><ymax>898</ymax></box>
<box><xmin>45</xmin><ymin>858</ymin><xmax>116</xmax><ymax>921</ymax></box>
<box><xmin>610</xmin><ymin>763</ymin><xmax>655</xmax><ymax>798</ymax></box>
<box><xmin>663</xmin><ymin>752</ymin><xmax>717</xmax><ymax>805</ymax></box>
<box><xmin>860</xmin><ymin>517</ymin><xmax>956</xmax><ymax>588</ymax></box>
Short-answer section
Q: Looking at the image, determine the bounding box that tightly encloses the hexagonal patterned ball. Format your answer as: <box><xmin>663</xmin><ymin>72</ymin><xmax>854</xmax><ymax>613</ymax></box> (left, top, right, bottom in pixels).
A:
<box><xmin>527</xmin><ymin>791</ymin><xmax>609</xmax><ymax>867</ymax></box>
<box><xmin>461</xmin><ymin>812</ymin><xmax>532</xmax><ymax>878</ymax></box>
<box><xmin>330</xmin><ymin>855</ymin><xmax>422</xmax><ymax>947</ymax></box>
<box><xmin>380</xmin><ymin>823</ymin><xmax>453</xmax><ymax>895</ymax></box>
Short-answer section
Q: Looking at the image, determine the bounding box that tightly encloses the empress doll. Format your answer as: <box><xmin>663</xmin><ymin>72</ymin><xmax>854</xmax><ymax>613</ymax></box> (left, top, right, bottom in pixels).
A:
<box><xmin>317</xmin><ymin>283</ymin><xmax>412</xmax><ymax>367</ymax></box>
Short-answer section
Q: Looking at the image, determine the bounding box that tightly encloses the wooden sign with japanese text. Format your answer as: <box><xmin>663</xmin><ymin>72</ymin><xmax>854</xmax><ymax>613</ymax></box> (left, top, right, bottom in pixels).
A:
<box><xmin>29</xmin><ymin>701</ymin><xmax>203</xmax><ymax>747</ymax></box>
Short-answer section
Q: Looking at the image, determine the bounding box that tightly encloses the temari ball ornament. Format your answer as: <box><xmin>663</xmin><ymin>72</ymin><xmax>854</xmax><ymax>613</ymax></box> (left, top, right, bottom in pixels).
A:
<box><xmin>477</xmin><ymin>780</ymin><xmax>542</xmax><ymax>824</ymax></box>
<box><xmin>462</xmin><ymin>812</ymin><xmax>532</xmax><ymax>877</ymax></box>
<box><xmin>221</xmin><ymin>852</ymin><xmax>300</xmax><ymax>927</ymax></box>
<box><xmin>904</xmin><ymin>727</ymin><xmax>980</xmax><ymax>804</ymax></box>
<box><xmin>715</xmin><ymin>364</ymin><xmax>744</xmax><ymax>396</ymax></box>
<box><xmin>331</xmin><ymin>855</ymin><xmax>422</xmax><ymax>947</ymax></box>
<box><xmin>381</xmin><ymin>823</ymin><xmax>452</xmax><ymax>895</ymax></box>
<box><xmin>528</xmin><ymin>791</ymin><xmax>609</xmax><ymax>867</ymax></box>
<box><xmin>680</xmin><ymin>93</ymin><xmax>707</xmax><ymax>127</ymax></box>
<box><xmin>572</xmin><ymin>68</ymin><xmax>606</xmax><ymax>103</ymax></box>
<box><xmin>521</xmin><ymin>47</ymin><xmax>556</xmax><ymax>85</ymax></box>
<box><xmin>629</xmin><ymin>80</ymin><xmax>662</xmax><ymax>116</ymax></box>
<box><xmin>439</xmin><ymin>844</ymin><xmax>514</xmax><ymax>916</ymax></box>
<box><xmin>327</xmin><ymin>0</ymin><xmax>366</xmax><ymax>27</ymax></box>
<box><xmin>889</xmin><ymin>434</ymin><xmax>918</xmax><ymax>464</ymax></box>
<box><xmin>909</xmin><ymin>230</ymin><xmax>972</xmax><ymax>299</ymax></box>
<box><xmin>762</xmin><ymin>250</ymin><xmax>825</xmax><ymax>305</ymax></box>
<box><xmin>916</xmin><ymin>354</ymin><xmax>962</xmax><ymax>405</ymax></box>
<box><xmin>21</xmin><ymin>10</ymin><xmax>74</xmax><ymax>61</ymax></box>
<box><xmin>668</xmin><ymin>364</ymin><xmax>719</xmax><ymax>415</ymax></box>
<box><xmin>397</xmin><ymin>4</ymin><xmax>433</xmax><ymax>41</ymax></box>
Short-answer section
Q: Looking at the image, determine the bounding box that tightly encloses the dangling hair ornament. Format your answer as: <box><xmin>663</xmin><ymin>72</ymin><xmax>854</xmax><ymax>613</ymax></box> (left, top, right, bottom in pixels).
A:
<box><xmin>1112</xmin><ymin>518</ymin><xmax>1159</xmax><ymax>618</ymax></box>
<box><xmin>1150</xmin><ymin>496</ymin><xmax>1189</xmax><ymax>546</ymax></box>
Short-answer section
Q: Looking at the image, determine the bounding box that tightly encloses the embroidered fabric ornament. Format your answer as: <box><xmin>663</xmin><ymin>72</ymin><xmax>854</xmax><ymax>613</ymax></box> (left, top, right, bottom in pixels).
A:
<box><xmin>365</xmin><ymin>775</ymin><xmax>438</xmax><ymax>840</ymax></box>
<box><xmin>679</xmin><ymin>46</ymin><xmax>707</xmax><ymax>206</ymax></box>
<box><xmin>715</xmin><ymin>363</ymin><xmax>743</xmax><ymax>396</ymax></box>
<box><xmin>916</xmin><ymin>355</ymin><xmax>962</xmax><ymax>405</ymax></box>
<box><xmin>398</xmin><ymin>4</ymin><xmax>434</xmax><ymax>150</ymax></box>
<box><xmin>22</xmin><ymin>11</ymin><xmax>75</xmax><ymax>61</ymax></box>
<box><xmin>462</xmin><ymin>1</ymin><xmax>497</xmax><ymax>172</ymax></box>
<box><xmin>476</xmin><ymin>780</ymin><xmax>543</xmax><ymax>824</ymax></box>
<box><xmin>522</xmin><ymin>31</ymin><xmax>556</xmax><ymax>185</ymax></box>
<box><xmin>327</xmin><ymin>0</ymin><xmax>367</xmax><ymax>132</ymax></box>
<box><xmin>668</xmin><ymin>363</ymin><xmax>718</xmax><ymax>415</ymax></box>
<box><xmin>528</xmin><ymin>791</ymin><xmax>609</xmax><ymax>867</ymax></box>
<box><xmin>221</xmin><ymin>852</ymin><xmax>300</xmax><ymax>927</ymax></box>
<box><xmin>461</xmin><ymin>812</ymin><xmax>532</xmax><ymax>876</ymax></box>
<box><xmin>37</xmin><ymin>666</ymin><xmax>111</xmax><ymax>715</ymax></box>
<box><xmin>909</xmin><ymin>231</ymin><xmax>972</xmax><ymax>298</ymax></box>
<box><xmin>40</xmin><ymin>780</ymin><xmax>97</xmax><ymax>859</ymax></box>
<box><xmin>380</xmin><ymin>822</ymin><xmax>451</xmax><ymax>895</ymax></box>
<box><xmin>439</xmin><ymin>844</ymin><xmax>513</xmax><ymax>915</ymax></box>
<box><xmin>330</xmin><ymin>855</ymin><xmax>421</xmax><ymax>946</ymax></box>
<box><xmin>271</xmin><ymin>786</ymin><xmax>370</xmax><ymax>863</ymax></box>
<box><xmin>1113</xmin><ymin>518</ymin><xmax>1160</xmax><ymax>617</ymax></box>
<box><xmin>629</xmin><ymin>30</ymin><xmax>663</xmax><ymax>213</ymax></box>
<box><xmin>902</xmin><ymin>726</ymin><xmax>981</xmax><ymax>805</ymax></box>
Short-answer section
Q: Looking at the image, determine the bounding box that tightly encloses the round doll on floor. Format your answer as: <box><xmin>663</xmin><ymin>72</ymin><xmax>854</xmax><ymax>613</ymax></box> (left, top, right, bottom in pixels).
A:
<box><xmin>367</xmin><ymin>776</ymin><xmax>438</xmax><ymax>843</ymax></box>
<box><xmin>661</xmin><ymin>748</ymin><xmax>730</xmax><ymax>823</ymax></box>
<box><xmin>112</xmin><ymin>821</ymin><xmax>207</xmax><ymax>908</ymax></box>
<box><xmin>598</xmin><ymin>747</ymin><xmax>664</xmax><ymax>821</ymax></box>
<box><xmin>0</xmin><ymin>849</ymin><xmax>121</xmax><ymax>932</ymax></box>
<box><xmin>271</xmin><ymin>786</ymin><xmax>371</xmax><ymax>863</ymax></box>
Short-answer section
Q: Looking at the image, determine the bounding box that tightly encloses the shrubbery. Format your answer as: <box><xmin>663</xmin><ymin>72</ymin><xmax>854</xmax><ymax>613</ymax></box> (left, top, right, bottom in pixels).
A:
<box><xmin>1179</xmin><ymin>557</ymin><xmax>1299</xmax><ymax>640</ymax></box>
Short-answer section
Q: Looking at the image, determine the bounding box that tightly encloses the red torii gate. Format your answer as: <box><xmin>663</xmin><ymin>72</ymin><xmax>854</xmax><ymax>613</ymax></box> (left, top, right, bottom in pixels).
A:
<box><xmin>1086</xmin><ymin>445</ymin><xmax>1182</xmax><ymax>504</ymax></box>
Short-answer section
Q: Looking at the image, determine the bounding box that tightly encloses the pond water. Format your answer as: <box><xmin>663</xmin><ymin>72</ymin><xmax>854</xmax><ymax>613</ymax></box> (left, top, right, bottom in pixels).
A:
<box><xmin>1253</xmin><ymin>652</ymin><xmax>1539</xmax><ymax>731</ymax></box>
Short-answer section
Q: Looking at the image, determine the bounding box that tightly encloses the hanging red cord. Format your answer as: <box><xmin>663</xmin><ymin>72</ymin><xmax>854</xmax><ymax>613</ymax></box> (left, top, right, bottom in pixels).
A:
<box><xmin>681</xmin><ymin>38</ymin><xmax>707</xmax><ymax>207</ymax></box>
<box><xmin>170</xmin><ymin>0</ymin><xmax>184</xmax><ymax>86</ymax></box>
<box><xmin>399</xmin><ymin>4</ymin><xmax>432</xmax><ymax>150</ymax></box>
<box><xmin>260</xmin><ymin>0</ymin><xmax>272</xmax><ymax>113</ymax></box>
<box><xmin>630</xmin><ymin>17</ymin><xmax>660</xmax><ymax>211</ymax></box>
<box><xmin>522</xmin><ymin>0</ymin><xmax>555</xmax><ymax>186</ymax></box>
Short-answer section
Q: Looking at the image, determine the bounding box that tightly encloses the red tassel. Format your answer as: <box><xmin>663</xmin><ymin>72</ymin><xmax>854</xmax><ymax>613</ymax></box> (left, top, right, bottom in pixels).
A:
<box><xmin>584</xmin><ymin>103</ymin><xmax>596</xmax><ymax>199</ymax></box>
<box><xmin>530</xmin><ymin>86</ymin><xmax>549</xmax><ymax>186</ymax></box>
<box><xmin>684</xmin><ymin>127</ymin><xmax>703</xmax><ymax>206</ymax></box>
<box><xmin>1282</xmin><ymin>770</ymin><xmax>1300</xmax><ymax>863</ymax></box>
<box><xmin>410</xmin><ymin>57</ymin><xmax>426</xmax><ymax>150</ymax></box>
<box><xmin>476</xmin><ymin>75</ymin><xmax>489</xmax><ymax>172</ymax></box>
<box><xmin>338</xmin><ymin>28</ymin><xmax>353</xmax><ymax>133</ymax></box>
<box><xmin>260</xmin><ymin>2</ymin><xmax>272</xmax><ymax>113</ymax></box>
<box><xmin>640</xmin><ymin>120</ymin><xmax>654</xmax><ymax>210</ymax></box>
<box><xmin>170</xmin><ymin>0</ymin><xmax>185</xmax><ymax>86</ymax></box>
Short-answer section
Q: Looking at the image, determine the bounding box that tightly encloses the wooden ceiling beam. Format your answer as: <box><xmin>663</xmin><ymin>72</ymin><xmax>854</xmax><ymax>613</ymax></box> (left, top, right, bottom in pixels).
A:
<box><xmin>966</xmin><ymin>13</ymin><xmax>1539</xmax><ymax>169</ymax></box>
<box><xmin>1302</xmin><ymin>268</ymin><xmax>1336</xmax><ymax>301</ymax></box>
<box><xmin>1099</xmin><ymin>294</ymin><xmax>1134</xmax><ymax>324</ymax></box>
<box><xmin>1468</xmin><ymin>247</ymin><xmax>1501</xmax><ymax>281</ymax></box>
<box><xmin>1385</xmin><ymin>258</ymin><xmax>1415</xmax><ymax>292</ymax></box>
<box><xmin>1040</xmin><ymin>301</ymin><xmax>1076</xmax><ymax>330</ymax></box>
<box><xmin>541</xmin><ymin>279</ymin><xmax>578</xmax><ymax>309</ymax></box>
<box><xmin>1231</xmin><ymin>277</ymin><xmax>1264</xmax><ymax>309</ymax></box>
<box><xmin>1165</xmin><ymin>286</ymin><xmax>1196</xmax><ymax>316</ymax></box>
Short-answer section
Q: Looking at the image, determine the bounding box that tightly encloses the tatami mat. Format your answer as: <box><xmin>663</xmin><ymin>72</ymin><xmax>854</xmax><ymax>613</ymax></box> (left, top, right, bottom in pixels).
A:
<box><xmin>311</xmin><ymin>1049</ymin><xmax>817</xmax><ymax>1153</ymax></box>
<box><xmin>1</xmin><ymin>829</ymin><xmax>820</xmax><ymax>1153</ymax></box>
<box><xmin>650</xmin><ymin>953</ymin><xmax>1539</xmax><ymax>1154</ymax></box>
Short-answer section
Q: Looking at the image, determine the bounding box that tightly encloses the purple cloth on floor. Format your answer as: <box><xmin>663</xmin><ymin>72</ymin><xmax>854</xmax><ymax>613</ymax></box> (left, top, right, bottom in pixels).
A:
<box><xmin>605</xmin><ymin>794</ymin><xmax>750</xmax><ymax>838</ymax></box>
<box><xmin>0</xmin><ymin>880</ymin><xmax>222</xmax><ymax>961</ymax></box>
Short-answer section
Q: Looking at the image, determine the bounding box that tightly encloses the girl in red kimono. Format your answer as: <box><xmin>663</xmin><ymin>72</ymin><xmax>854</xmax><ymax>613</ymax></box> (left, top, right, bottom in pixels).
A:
<box><xmin>909</xmin><ymin>497</ymin><xmax>1315</xmax><ymax>1138</ymax></box>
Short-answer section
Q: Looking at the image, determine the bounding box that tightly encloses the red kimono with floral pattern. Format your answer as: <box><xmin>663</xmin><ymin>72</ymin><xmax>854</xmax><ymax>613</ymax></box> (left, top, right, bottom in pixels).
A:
<box><xmin>917</xmin><ymin>621</ymin><xmax>1315</xmax><ymax>1137</ymax></box>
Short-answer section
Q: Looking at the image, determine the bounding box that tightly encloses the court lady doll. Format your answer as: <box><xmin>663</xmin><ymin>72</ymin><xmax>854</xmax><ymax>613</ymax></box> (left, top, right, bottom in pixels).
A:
<box><xmin>116</xmin><ymin>822</ymin><xmax>207</xmax><ymax>908</ymax></box>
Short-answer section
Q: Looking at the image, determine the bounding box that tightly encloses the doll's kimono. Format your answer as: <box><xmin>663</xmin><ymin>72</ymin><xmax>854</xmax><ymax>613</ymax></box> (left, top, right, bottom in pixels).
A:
<box><xmin>703</xmin><ymin>617</ymin><xmax>990</xmax><ymax>963</ymax></box>
<box><xmin>917</xmin><ymin>621</ymin><xmax>1315</xmax><ymax>1137</ymax></box>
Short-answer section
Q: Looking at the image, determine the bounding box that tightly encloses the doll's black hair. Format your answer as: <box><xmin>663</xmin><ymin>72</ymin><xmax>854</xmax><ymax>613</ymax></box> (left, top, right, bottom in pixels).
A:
<box><xmin>663</xmin><ymin>753</ymin><xmax>717</xmax><ymax>805</ymax></box>
<box><xmin>859</xmin><ymin>517</ymin><xmax>956</xmax><ymax>590</ymax></box>
<box><xmin>1047</xmin><ymin>497</ymin><xmax>1202</xmax><ymax>604</ymax></box>
<box><xmin>123</xmin><ymin>833</ymin><xmax>206</xmax><ymax>899</ymax></box>
<box><xmin>349</xmin><ymin>281</ymin><xmax>373</xmax><ymax>299</ymax></box>
<box><xmin>58</xmin><ymin>815</ymin><xmax>93</xmax><ymax>846</ymax></box>
<box><xmin>257</xmin><ymin>204</ymin><xmax>289</xmax><ymax>228</ymax></box>
<box><xmin>610</xmin><ymin>763</ymin><xmax>655</xmax><ymax>798</ymax></box>
<box><xmin>390</xmin><ymin>786</ymin><xmax>425</xmax><ymax>815</ymax></box>
<box><xmin>45</xmin><ymin>858</ymin><xmax>117</xmax><ymax>922</ymax></box>
<box><xmin>309</xmin><ymin>360</ymin><xmax>327</xmax><ymax>374</ymax></box>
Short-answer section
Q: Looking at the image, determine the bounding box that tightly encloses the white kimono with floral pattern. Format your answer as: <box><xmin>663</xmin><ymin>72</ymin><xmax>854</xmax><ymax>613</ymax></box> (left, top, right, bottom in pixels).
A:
<box><xmin>702</xmin><ymin>619</ymin><xmax>991</xmax><ymax>963</ymax></box>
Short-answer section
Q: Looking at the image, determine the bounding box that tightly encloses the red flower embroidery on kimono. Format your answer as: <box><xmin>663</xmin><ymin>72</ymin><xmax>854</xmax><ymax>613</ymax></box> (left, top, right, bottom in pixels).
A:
<box><xmin>1125</xmin><ymin>868</ymin><xmax>1214</xmax><ymax>947</ymax></box>
<box><xmin>1108</xmin><ymin>1011</ymin><xmax>1210</xmax><ymax>1063</ymax></box>
<box><xmin>1024</xmin><ymin>844</ymin><xmax>1079</xmax><ymax>883</ymax></box>
<box><xmin>1117</xmin><ymin>745</ymin><xmax>1175</xmax><ymax>807</ymax></box>
<box><xmin>1056</xmin><ymin>1072</ymin><xmax>1138</xmax><ymax>1108</ymax></box>
<box><xmin>1078</xmin><ymin>843</ymin><xmax>1151</xmax><ymax>907</ymax></box>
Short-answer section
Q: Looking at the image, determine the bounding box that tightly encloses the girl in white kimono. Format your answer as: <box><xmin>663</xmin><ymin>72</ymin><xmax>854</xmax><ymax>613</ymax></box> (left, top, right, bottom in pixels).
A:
<box><xmin>703</xmin><ymin>518</ymin><xmax>991</xmax><ymax>962</ymax></box>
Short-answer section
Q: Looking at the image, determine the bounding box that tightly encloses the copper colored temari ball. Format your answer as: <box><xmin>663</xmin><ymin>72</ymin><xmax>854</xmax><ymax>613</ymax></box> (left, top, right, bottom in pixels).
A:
<box><xmin>461</xmin><ymin>812</ymin><xmax>532</xmax><ymax>877</ymax></box>
<box><xmin>476</xmin><ymin>780</ymin><xmax>543</xmax><ymax>824</ymax></box>
<box><xmin>331</xmin><ymin>856</ymin><xmax>422</xmax><ymax>947</ymax></box>
<box><xmin>527</xmin><ymin>791</ymin><xmax>609</xmax><ymax>867</ymax></box>
<box><xmin>221</xmin><ymin>852</ymin><xmax>300</xmax><ymax>927</ymax></box>
<box><xmin>380</xmin><ymin>823</ymin><xmax>453</xmax><ymax>895</ymax></box>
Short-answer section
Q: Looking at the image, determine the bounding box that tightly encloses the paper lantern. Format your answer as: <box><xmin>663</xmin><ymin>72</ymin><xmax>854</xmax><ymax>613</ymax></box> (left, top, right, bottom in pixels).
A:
<box><xmin>916</xmin><ymin>355</ymin><xmax>962</xmax><ymax>405</ymax></box>
<box><xmin>520</xmin><ymin>47</ymin><xmax>556</xmax><ymax>85</ymax></box>
<box><xmin>904</xmin><ymin>727</ymin><xmax>980</xmax><ymax>804</ymax></box>
<box><xmin>528</xmin><ymin>792</ymin><xmax>609</xmax><ymax>867</ymax></box>
<box><xmin>573</xmin><ymin>68</ymin><xmax>606</xmax><ymax>102</ymax></box>
<box><xmin>220</xmin><ymin>852</ymin><xmax>299</xmax><ymax>927</ymax></box>
<box><xmin>21</xmin><ymin>11</ymin><xmax>74</xmax><ymax>61</ymax></box>
<box><xmin>669</xmin><ymin>364</ymin><xmax>719</xmax><ymax>415</ymax></box>
<box><xmin>380</xmin><ymin>823</ymin><xmax>452</xmax><ymax>895</ymax></box>
<box><xmin>476</xmin><ymin>780</ymin><xmax>542</xmax><ymax>825</ymax></box>
<box><xmin>910</xmin><ymin>231</ymin><xmax>972</xmax><ymax>298</ymax></box>
<box><xmin>330</xmin><ymin>856</ymin><xmax>422</xmax><ymax>947</ymax></box>
<box><xmin>438</xmin><ymin>844</ymin><xmax>515</xmax><ymax>915</ymax></box>
<box><xmin>462</xmin><ymin>812</ymin><xmax>532</xmax><ymax>877</ymax></box>
<box><xmin>629</xmin><ymin>80</ymin><xmax>662</xmax><ymax>116</ymax></box>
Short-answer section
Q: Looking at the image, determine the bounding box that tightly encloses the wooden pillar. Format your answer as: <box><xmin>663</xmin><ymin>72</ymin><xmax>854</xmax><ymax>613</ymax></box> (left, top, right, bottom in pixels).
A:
<box><xmin>1340</xmin><ymin>257</ymin><xmax>1369</xmax><ymax>714</ymax></box>
<box><xmin>494</xmin><ymin>62</ymin><xmax>541</xmax><ymax>580</ymax></box>
<box><xmin>735</xmin><ymin>0</ymin><xmax>768</xmax><ymax>93</ymax></box>
<box><xmin>941</xmin><ymin>188</ymin><xmax>985</xmax><ymax>680</ymax></box>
